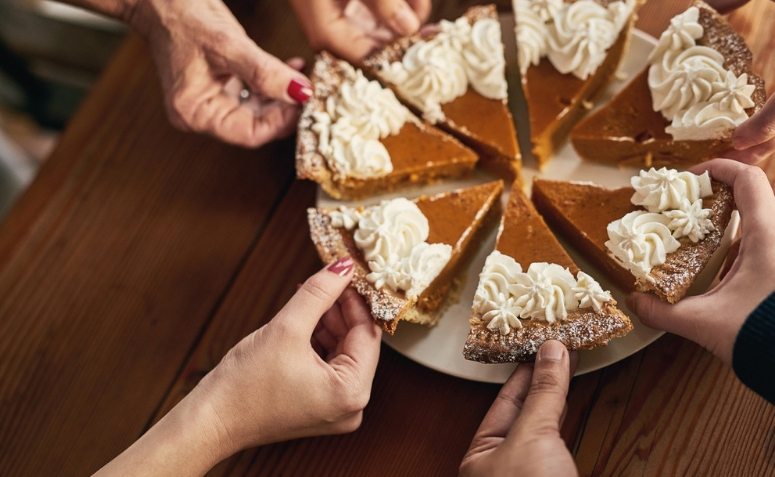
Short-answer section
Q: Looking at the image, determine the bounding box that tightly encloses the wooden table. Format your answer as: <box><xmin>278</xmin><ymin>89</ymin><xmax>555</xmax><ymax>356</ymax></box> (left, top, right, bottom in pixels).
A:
<box><xmin>1</xmin><ymin>1</ymin><xmax>774</xmax><ymax>475</ymax></box>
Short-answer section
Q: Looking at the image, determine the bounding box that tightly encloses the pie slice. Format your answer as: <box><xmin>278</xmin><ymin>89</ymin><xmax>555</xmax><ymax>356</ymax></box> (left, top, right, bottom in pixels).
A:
<box><xmin>463</xmin><ymin>182</ymin><xmax>632</xmax><ymax>363</ymax></box>
<box><xmin>308</xmin><ymin>180</ymin><xmax>503</xmax><ymax>333</ymax></box>
<box><xmin>362</xmin><ymin>5</ymin><xmax>522</xmax><ymax>184</ymax></box>
<box><xmin>569</xmin><ymin>1</ymin><xmax>766</xmax><ymax>168</ymax></box>
<box><xmin>296</xmin><ymin>51</ymin><xmax>478</xmax><ymax>201</ymax></box>
<box><xmin>532</xmin><ymin>171</ymin><xmax>735</xmax><ymax>303</ymax></box>
<box><xmin>516</xmin><ymin>0</ymin><xmax>643</xmax><ymax>170</ymax></box>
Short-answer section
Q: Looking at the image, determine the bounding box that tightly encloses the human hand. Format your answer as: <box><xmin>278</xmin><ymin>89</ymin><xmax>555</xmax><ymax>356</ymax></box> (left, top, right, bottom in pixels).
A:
<box><xmin>127</xmin><ymin>0</ymin><xmax>312</xmax><ymax>147</ymax></box>
<box><xmin>459</xmin><ymin>341</ymin><xmax>580</xmax><ymax>477</ymax></box>
<box><xmin>627</xmin><ymin>159</ymin><xmax>775</xmax><ymax>366</ymax></box>
<box><xmin>290</xmin><ymin>0</ymin><xmax>432</xmax><ymax>63</ymax></box>
<box><xmin>727</xmin><ymin>94</ymin><xmax>775</xmax><ymax>165</ymax></box>
<box><xmin>192</xmin><ymin>256</ymin><xmax>382</xmax><ymax>455</ymax></box>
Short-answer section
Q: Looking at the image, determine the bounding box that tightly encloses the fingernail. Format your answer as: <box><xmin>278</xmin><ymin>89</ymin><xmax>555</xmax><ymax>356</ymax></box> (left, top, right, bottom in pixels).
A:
<box><xmin>287</xmin><ymin>77</ymin><xmax>313</xmax><ymax>104</ymax></box>
<box><xmin>297</xmin><ymin>283</ymin><xmax>303</xmax><ymax>290</ymax></box>
<box><xmin>393</xmin><ymin>6</ymin><xmax>420</xmax><ymax>35</ymax></box>
<box><xmin>327</xmin><ymin>257</ymin><xmax>354</xmax><ymax>277</ymax></box>
<box><xmin>538</xmin><ymin>340</ymin><xmax>565</xmax><ymax>361</ymax></box>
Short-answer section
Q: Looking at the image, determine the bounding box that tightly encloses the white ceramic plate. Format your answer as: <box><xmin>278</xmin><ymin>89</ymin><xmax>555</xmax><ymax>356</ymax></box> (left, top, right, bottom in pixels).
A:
<box><xmin>317</xmin><ymin>17</ymin><xmax>739</xmax><ymax>383</ymax></box>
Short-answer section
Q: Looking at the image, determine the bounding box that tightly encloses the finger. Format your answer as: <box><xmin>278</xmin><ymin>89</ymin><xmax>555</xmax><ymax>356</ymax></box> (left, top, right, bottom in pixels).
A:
<box><xmin>470</xmin><ymin>364</ymin><xmax>534</xmax><ymax>447</ymax></box>
<box><xmin>689</xmin><ymin>159</ymin><xmax>775</xmax><ymax>228</ymax></box>
<box><xmin>313</xmin><ymin>325</ymin><xmax>339</xmax><ymax>355</ymax></box>
<box><xmin>286</xmin><ymin>57</ymin><xmax>307</xmax><ymax>72</ymax></box>
<box><xmin>508</xmin><ymin>341</ymin><xmax>570</xmax><ymax>439</ymax></box>
<box><xmin>722</xmin><ymin>135</ymin><xmax>775</xmax><ymax>165</ymax></box>
<box><xmin>320</xmin><ymin>298</ymin><xmax>350</xmax><ymax>342</ymax></box>
<box><xmin>626</xmin><ymin>292</ymin><xmax>711</xmax><ymax>338</ymax></box>
<box><xmin>329</xmin><ymin>287</ymin><xmax>382</xmax><ymax>384</ymax></box>
<box><xmin>406</xmin><ymin>0</ymin><xmax>432</xmax><ymax>24</ymax></box>
<box><xmin>361</xmin><ymin>0</ymin><xmax>422</xmax><ymax>36</ymax></box>
<box><xmin>321</xmin><ymin>20</ymin><xmax>383</xmax><ymax>63</ymax></box>
<box><xmin>733</xmin><ymin>93</ymin><xmax>775</xmax><ymax>150</ymax></box>
<box><xmin>275</xmin><ymin>257</ymin><xmax>355</xmax><ymax>334</ymax></box>
<box><xmin>216</xmin><ymin>39</ymin><xmax>313</xmax><ymax>104</ymax></box>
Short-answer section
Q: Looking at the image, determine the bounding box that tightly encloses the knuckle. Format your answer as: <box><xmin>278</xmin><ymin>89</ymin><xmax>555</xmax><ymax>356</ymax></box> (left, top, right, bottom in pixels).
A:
<box><xmin>302</xmin><ymin>276</ymin><xmax>338</xmax><ymax>305</ymax></box>
<box><xmin>528</xmin><ymin>370</ymin><xmax>563</xmax><ymax>396</ymax></box>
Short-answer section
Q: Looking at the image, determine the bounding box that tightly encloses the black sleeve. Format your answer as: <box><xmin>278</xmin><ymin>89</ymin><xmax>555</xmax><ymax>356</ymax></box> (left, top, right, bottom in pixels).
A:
<box><xmin>732</xmin><ymin>291</ymin><xmax>775</xmax><ymax>405</ymax></box>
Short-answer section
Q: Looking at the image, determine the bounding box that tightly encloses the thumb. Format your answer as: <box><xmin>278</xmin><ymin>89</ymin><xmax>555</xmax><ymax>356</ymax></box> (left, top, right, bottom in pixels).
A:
<box><xmin>626</xmin><ymin>292</ymin><xmax>703</xmax><ymax>337</ymax></box>
<box><xmin>361</xmin><ymin>0</ymin><xmax>422</xmax><ymax>36</ymax></box>
<box><xmin>275</xmin><ymin>257</ymin><xmax>355</xmax><ymax>334</ymax></box>
<box><xmin>733</xmin><ymin>94</ymin><xmax>775</xmax><ymax>150</ymax></box>
<box><xmin>224</xmin><ymin>39</ymin><xmax>313</xmax><ymax>105</ymax></box>
<box><xmin>509</xmin><ymin>341</ymin><xmax>570</xmax><ymax>438</ymax></box>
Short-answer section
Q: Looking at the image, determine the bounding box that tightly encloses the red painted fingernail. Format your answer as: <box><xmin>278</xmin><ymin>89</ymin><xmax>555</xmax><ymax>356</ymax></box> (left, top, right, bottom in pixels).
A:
<box><xmin>327</xmin><ymin>257</ymin><xmax>354</xmax><ymax>276</ymax></box>
<box><xmin>288</xmin><ymin>77</ymin><xmax>313</xmax><ymax>103</ymax></box>
<box><xmin>297</xmin><ymin>283</ymin><xmax>303</xmax><ymax>290</ymax></box>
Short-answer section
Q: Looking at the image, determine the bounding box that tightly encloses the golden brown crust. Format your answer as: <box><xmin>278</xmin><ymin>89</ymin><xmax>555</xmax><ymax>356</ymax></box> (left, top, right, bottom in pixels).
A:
<box><xmin>296</xmin><ymin>52</ymin><xmax>478</xmax><ymax>201</ymax></box>
<box><xmin>531</xmin><ymin>178</ymin><xmax>735</xmax><ymax>303</ymax></box>
<box><xmin>362</xmin><ymin>5</ymin><xmax>523</xmax><ymax>185</ymax></box>
<box><xmin>569</xmin><ymin>1</ymin><xmax>766</xmax><ymax>168</ymax></box>
<box><xmin>638</xmin><ymin>182</ymin><xmax>735</xmax><ymax>303</ymax></box>
<box><xmin>308</xmin><ymin>181</ymin><xmax>503</xmax><ymax>333</ymax></box>
<box><xmin>464</xmin><ymin>302</ymin><xmax>633</xmax><ymax>363</ymax></box>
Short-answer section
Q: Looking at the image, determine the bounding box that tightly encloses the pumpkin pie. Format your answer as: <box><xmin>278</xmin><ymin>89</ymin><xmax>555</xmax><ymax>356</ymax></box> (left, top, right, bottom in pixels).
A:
<box><xmin>463</xmin><ymin>182</ymin><xmax>632</xmax><ymax>363</ymax></box>
<box><xmin>515</xmin><ymin>0</ymin><xmax>643</xmax><ymax>170</ymax></box>
<box><xmin>532</xmin><ymin>169</ymin><xmax>735</xmax><ymax>303</ymax></box>
<box><xmin>296</xmin><ymin>51</ymin><xmax>478</xmax><ymax>201</ymax></box>
<box><xmin>308</xmin><ymin>180</ymin><xmax>503</xmax><ymax>333</ymax></box>
<box><xmin>362</xmin><ymin>5</ymin><xmax>522</xmax><ymax>183</ymax></box>
<box><xmin>569</xmin><ymin>1</ymin><xmax>766</xmax><ymax>168</ymax></box>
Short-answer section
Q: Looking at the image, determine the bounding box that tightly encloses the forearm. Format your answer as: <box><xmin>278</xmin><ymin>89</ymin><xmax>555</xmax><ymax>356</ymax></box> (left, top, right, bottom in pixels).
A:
<box><xmin>92</xmin><ymin>391</ymin><xmax>229</xmax><ymax>477</ymax></box>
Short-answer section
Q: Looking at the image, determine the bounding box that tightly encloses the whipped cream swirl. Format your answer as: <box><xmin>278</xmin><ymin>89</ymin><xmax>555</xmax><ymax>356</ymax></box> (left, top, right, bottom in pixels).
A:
<box><xmin>472</xmin><ymin>251</ymin><xmax>612</xmax><ymax>335</ymax></box>
<box><xmin>380</xmin><ymin>17</ymin><xmax>507</xmax><ymax>123</ymax></box>
<box><xmin>648</xmin><ymin>6</ymin><xmax>756</xmax><ymax>140</ymax></box>
<box><xmin>515</xmin><ymin>0</ymin><xmax>547</xmax><ymax>74</ymax></box>
<box><xmin>546</xmin><ymin>0</ymin><xmax>635</xmax><ymax>80</ymax></box>
<box><xmin>631</xmin><ymin>167</ymin><xmax>712</xmax><ymax>213</ymax></box>
<box><xmin>332</xmin><ymin>198</ymin><xmax>451</xmax><ymax>300</ymax></box>
<box><xmin>606</xmin><ymin>211</ymin><xmax>681</xmax><ymax>281</ymax></box>
<box><xmin>664</xmin><ymin>198</ymin><xmax>715</xmax><ymax>242</ymax></box>
<box><xmin>312</xmin><ymin>66</ymin><xmax>409</xmax><ymax>179</ymax></box>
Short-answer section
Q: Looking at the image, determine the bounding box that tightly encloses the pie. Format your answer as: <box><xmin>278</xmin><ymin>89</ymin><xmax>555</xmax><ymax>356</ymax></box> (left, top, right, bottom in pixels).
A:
<box><xmin>515</xmin><ymin>0</ymin><xmax>643</xmax><ymax>170</ymax></box>
<box><xmin>296</xmin><ymin>51</ymin><xmax>478</xmax><ymax>201</ymax></box>
<box><xmin>308</xmin><ymin>180</ymin><xmax>503</xmax><ymax>333</ymax></box>
<box><xmin>362</xmin><ymin>5</ymin><xmax>522</xmax><ymax>184</ymax></box>
<box><xmin>463</xmin><ymin>182</ymin><xmax>632</xmax><ymax>363</ymax></box>
<box><xmin>532</xmin><ymin>169</ymin><xmax>735</xmax><ymax>303</ymax></box>
<box><xmin>569</xmin><ymin>1</ymin><xmax>766</xmax><ymax>168</ymax></box>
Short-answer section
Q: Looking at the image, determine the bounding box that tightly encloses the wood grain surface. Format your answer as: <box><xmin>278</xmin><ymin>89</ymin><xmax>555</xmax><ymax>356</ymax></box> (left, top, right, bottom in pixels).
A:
<box><xmin>0</xmin><ymin>0</ymin><xmax>773</xmax><ymax>476</ymax></box>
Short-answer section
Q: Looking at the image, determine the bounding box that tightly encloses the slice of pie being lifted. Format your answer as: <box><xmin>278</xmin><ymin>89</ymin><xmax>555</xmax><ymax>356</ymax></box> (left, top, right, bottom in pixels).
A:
<box><xmin>463</xmin><ymin>182</ymin><xmax>632</xmax><ymax>364</ymax></box>
<box><xmin>296</xmin><ymin>52</ymin><xmax>478</xmax><ymax>201</ymax></box>
<box><xmin>515</xmin><ymin>0</ymin><xmax>643</xmax><ymax>170</ymax></box>
<box><xmin>569</xmin><ymin>1</ymin><xmax>766</xmax><ymax>168</ymax></box>
<box><xmin>308</xmin><ymin>181</ymin><xmax>503</xmax><ymax>333</ymax></box>
<box><xmin>362</xmin><ymin>5</ymin><xmax>522</xmax><ymax>184</ymax></box>
<box><xmin>531</xmin><ymin>168</ymin><xmax>735</xmax><ymax>303</ymax></box>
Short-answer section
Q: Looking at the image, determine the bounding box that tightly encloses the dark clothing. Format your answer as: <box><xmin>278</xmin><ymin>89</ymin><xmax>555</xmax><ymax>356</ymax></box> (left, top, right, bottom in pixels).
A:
<box><xmin>733</xmin><ymin>291</ymin><xmax>775</xmax><ymax>405</ymax></box>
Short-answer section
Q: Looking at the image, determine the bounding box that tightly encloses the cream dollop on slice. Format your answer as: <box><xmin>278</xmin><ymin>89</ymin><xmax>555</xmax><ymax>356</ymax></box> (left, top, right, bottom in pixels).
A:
<box><xmin>606</xmin><ymin>211</ymin><xmax>681</xmax><ymax>281</ymax></box>
<box><xmin>514</xmin><ymin>0</ymin><xmax>547</xmax><ymax>74</ymax></box>
<box><xmin>312</xmin><ymin>66</ymin><xmax>408</xmax><ymax>179</ymax></box>
<box><xmin>573</xmin><ymin>271</ymin><xmax>612</xmax><ymax>313</ymax></box>
<box><xmin>473</xmin><ymin>251</ymin><xmax>525</xmax><ymax>334</ymax></box>
<box><xmin>473</xmin><ymin>252</ymin><xmax>612</xmax><ymax>335</ymax></box>
<box><xmin>649</xmin><ymin>45</ymin><xmax>726</xmax><ymax>121</ymax></box>
<box><xmin>666</xmin><ymin>71</ymin><xmax>756</xmax><ymax>140</ymax></box>
<box><xmin>329</xmin><ymin>206</ymin><xmax>363</xmax><ymax>230</ymax></box>
<box><xmin>631</xmin><ymin>168</ymin><xmax>712</xmax><ymax>213</ymax></box>
<box><xmin>648</xmin><ymin>6</ymin><xmax>703</xmax><ymax>63</ymax></box>
<box><xmin>546</xmin><ymin>0</ymin><xmax>635</xmax><ymax>80</ymax></box>
<box><xmin>334</xmin><ymin>198</ymin><xmax>451</xmax><ymax>300</ymax></box>
<box><xmin>664</xmin><ymin>198</ymin><xmax>715</xmax><ymax>242</ymax></box>
<box><xmin>647</xmin><ymin>6</ymin><xmax>756</xmax><ymax>140</ymax></box>
<box><xmin>380</xmin><ymin>16</ymin><xmax>507</xmax><ymax>123</ymax></box>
